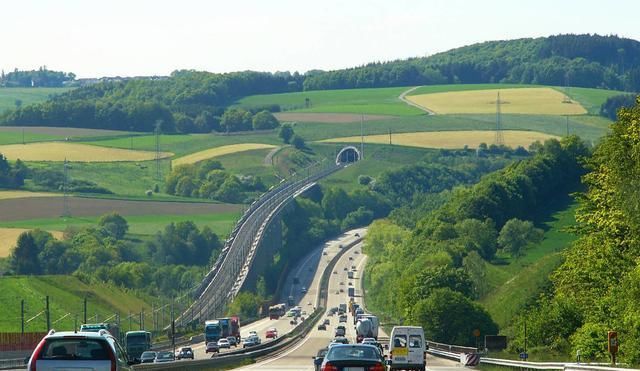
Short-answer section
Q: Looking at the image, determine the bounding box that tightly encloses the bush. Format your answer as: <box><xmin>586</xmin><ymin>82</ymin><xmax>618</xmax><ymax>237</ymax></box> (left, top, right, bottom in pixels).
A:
<box><xmin>358</xmin><ymin>175</ymin><xmax>373</xmax><ymax>185</ymax></box>
<box><xmin>292</xmin><ymin>135</ymin><xmax>306</xmax><ymax>149</ymax></box>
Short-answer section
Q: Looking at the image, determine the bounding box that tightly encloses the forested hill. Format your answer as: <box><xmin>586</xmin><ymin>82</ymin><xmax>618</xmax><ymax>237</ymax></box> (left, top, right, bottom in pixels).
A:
<box><xmin>304</xmin><ymin>34</ymin><xmax>640</xmax><ymax>91</ymax></box>
<box><xmin>2</xmin><ymin>34</ymin><xmax>639</xmax><ymax>132</ymax></box>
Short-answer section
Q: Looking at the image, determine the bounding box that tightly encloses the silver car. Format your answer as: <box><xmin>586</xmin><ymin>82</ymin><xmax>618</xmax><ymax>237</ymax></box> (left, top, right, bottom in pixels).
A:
<box><xmin>27</xmin><ymin>329</ymin><xmax>134</xmax><ymax>370</ymax></box>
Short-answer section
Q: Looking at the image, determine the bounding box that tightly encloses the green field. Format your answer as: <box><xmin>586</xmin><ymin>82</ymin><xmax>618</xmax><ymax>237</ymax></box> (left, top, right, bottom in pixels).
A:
<box><xmin>0</xmin><ymin>87</ymin><xmax>73</xmax><ymax>114</ymax></box>
<box><xmin>0</xmin><ymin>212</ymin><xmax>240</xmax><ymax>238</ymax></box>
<box><xmin>0</xmin><ymin>275</ymin><xmax>154</xmax><ymax>332</ymax></box>
<box><xmin>0</xmin><ymin>130</ymin><xmax>60</xmax><ymax>144</ymax></box>
<box><xmin>295</xmin><ymin>113</ymin><xmax>609</xmax><ymax>143</ymax></box>
<box><xmin>479</xmin><ymin>200</ymin><xmax>578</xmax><ymax>329</ymax></box>
<box><xmin>83</xmin><ymin>132</ymin><xmax>280</xmax><ymax>157</ymax></box>
<box><xmin>556</xmin><ymin>86</ymin><xmax>624</xmax><ymax>115</ymax></box>
<box><xmin>237</xmin><ymin>86</ymin><xmax>424</xmax><ymax>116</ymax></box>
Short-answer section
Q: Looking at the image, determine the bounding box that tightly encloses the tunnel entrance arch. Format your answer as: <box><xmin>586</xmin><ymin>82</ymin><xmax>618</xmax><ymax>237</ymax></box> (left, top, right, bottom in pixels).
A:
<box><xmin>336</xmin><ymin>146</ymin><xmax>361</xmax><ymax>165</ymax></box>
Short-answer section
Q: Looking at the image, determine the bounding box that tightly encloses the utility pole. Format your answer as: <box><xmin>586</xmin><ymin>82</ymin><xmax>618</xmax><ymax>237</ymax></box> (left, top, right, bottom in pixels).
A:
<box><xmin>566</xmin><ymin>115</ymin><xmax>569</xmax><ymax>136</ymax></box>
<box><xmin>83</xmin><ymin>297</ymin><xmax>87</xmax><ymax>324</ymax></box>
<box><xmin>45</xmin><ymin>296</ymin><xmax>50</xmax><ymax>331</ymax></box>
<box><xmin>360</xmin><ymin>114</ymin><xmax>364</xmax><ymax>160</ymax></box>
<box><xmin>155</xmin><ymin>120</ymin><xmax>162</xmax><ymax>180</ymax></box>
<box><xmin>495</xmin><ymin>92</ymin><xmax>504</xmax><ymax>146</ymax></box>
<box><xmin>62</xmin><ymin>159</ymin><xmax>70</xmax><ymax>217</ymax></box>
<box><xmin>388</xmin><ymin>128</ymin><xmax>392</xmax><ymax>145</ymax></box>
<box><xmin>21</xmin><ymin>299</ymin><xmax>24</xmax><ymax>334</ymax></box>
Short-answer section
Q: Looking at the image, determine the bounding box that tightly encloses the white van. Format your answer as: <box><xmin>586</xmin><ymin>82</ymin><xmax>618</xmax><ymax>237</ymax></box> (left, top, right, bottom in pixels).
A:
<box><xmin>389</xmin><ymin>326</ymin><xmax>426</xmax><ymax>371</ymax></box>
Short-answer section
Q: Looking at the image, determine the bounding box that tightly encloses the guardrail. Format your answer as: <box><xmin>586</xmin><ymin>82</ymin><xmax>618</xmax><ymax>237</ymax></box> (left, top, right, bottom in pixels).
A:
<box><xmin>177</xmin><ymin>161</ymin><xmax>342</xmax><ymax>327</ymax></box>
<box><xmin>426</xmin><ymin>344</ymin><xmax>637</xmax><ymax>371</ymax></box>
<box><xmin>134</xmin><ymin>233</ymin><xmax>364</xmax><ymax>370</ymax></box>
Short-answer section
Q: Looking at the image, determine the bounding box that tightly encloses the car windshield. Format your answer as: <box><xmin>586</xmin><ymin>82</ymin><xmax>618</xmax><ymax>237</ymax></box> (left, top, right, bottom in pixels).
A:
<box><xmin>127</xmin><ymin>335</ymin><xmax>148</xmax><ymax>345</ymax></box>
<box><xmin>141</xmin><ymin>351</ymin><xmax>156</xmax><ymax>358</ymax></box>
<box><xmin>157</xmin><ymin>352</ymin><xmax>173</xmax><ymax>359</ymax></box>
<box><xmin>327</xmin><ymin>345</ymin><xmax>379</xmax><ymax>361</ymax></box>
<box><xmin>40</xmin><ymin>339</ymin><xmax>110</xmax><ymax>360</ymax></box>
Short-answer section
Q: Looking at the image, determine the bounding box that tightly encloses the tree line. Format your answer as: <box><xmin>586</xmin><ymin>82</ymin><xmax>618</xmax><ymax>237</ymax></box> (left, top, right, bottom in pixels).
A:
<box><xmin>2</xmin><ymin>34</ymin><xmax>639</xmax><ymax>132</ymax></box>
<box><xmin>8</xmin><ymin>213</ymin><xmax>221</xmax><ymax>297</ymax></box>
<box><xmin>514</xmin><ymin>97</ymin><xmax>640</xmax><ymax>363</ymax></box>
<box><xmin>363</xmin><ymin>137</ymin><xmax>588</xmax><ymax>346</ymax></box>
<box><xmin>1</xmin><ymin>67</ymin><xmax>75</xmax><ymax>87</ymax></box>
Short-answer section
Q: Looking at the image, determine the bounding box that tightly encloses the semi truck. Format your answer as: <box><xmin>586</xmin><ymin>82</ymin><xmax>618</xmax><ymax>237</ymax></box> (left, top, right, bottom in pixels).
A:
<box><xmin>355</xmin><ymin>314</ymin><xmax>379</xmax><ymax>341</ymax></box>
<box><xmin>205</xmin><ymin>317</ymin><xmax>241</xmax><ymax>343</ymax></box>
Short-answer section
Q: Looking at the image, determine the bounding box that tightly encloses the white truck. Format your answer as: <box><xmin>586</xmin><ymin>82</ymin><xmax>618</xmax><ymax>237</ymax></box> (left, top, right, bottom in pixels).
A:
<box><xmin>389</xmin><ymin>326</ymin><xmax>426</xmax><ymax>371</ymax></box>
<box><xmin>355</xmin><ymin>314</ymin><xmax>379</xmax><ymax>342</ymax></box>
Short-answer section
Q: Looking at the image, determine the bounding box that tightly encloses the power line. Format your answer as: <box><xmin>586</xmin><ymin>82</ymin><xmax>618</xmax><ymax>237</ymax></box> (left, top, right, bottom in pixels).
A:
<box><xmin>495</xmin><ymin>91</ymin><xmax>504</xmax><ymax>146</ymax></box>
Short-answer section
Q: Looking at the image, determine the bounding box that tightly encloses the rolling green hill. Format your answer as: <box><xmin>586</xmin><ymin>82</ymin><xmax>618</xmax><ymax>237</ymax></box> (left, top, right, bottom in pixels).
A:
<box><xmin>0</xmin><ymin>87</ymin><xmax>72</xmax><ymax>114</ymax></box>
<box><xmin>0</xmin><ymin>275</ymin><xmax>154</xmax><ymax>332</ymax></box>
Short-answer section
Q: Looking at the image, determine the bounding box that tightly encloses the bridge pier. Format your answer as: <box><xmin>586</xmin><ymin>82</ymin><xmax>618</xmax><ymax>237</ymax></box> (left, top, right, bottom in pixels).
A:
<box><xmin>241</xmin><ymin>212</ymin><xmax>282</xmax><ymax>292</ymax></box>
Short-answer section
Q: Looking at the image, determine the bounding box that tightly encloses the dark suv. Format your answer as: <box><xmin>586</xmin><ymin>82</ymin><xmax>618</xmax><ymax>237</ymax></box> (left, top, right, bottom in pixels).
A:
<box><xmin>27</xmin><ymin>329</ymin><xmax>134</xmax><ymax>370</ymax></box>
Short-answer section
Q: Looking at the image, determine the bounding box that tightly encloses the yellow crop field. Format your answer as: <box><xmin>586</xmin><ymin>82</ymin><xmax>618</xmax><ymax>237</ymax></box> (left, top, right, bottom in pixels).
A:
<box><xmin>0</xmin><ymin>228</ymin><xmax>64</xmax><ymax>257</ymax></box>
<box><xmin>406</xmin><ymin>88</ymin><xmax>587</xmax><ymax>115</ymax></box>
<box><xmin>321</xmin><ymin>130</ymin><xmax>559</xmax><ymax>149</ymax></box>
<box><xmin>0</xmin><ymin>191</ymin><xmax>60</xmax><ymax>200</ymax></box>
<box><xmin>172</xmin><ymin>143</ymin><xmax>277</xmax><ymax>167</ymax></box>
<box><xmin>0</xmin><ymin>142</ymin><xmax>173</xmax><ymax>162</ymax></box>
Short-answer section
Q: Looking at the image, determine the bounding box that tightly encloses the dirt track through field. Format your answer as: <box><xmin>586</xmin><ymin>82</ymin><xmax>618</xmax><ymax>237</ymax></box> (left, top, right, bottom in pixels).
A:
<box><xmin>0</xmin><ymin>197</ymin><xmax>241</xmax><ymax>222</ymax></box>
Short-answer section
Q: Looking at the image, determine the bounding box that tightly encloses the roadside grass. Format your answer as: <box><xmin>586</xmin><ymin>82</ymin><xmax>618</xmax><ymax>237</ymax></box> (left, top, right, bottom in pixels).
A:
<box><xmin>406</xmin><ymin>88</ymin><xmax>587</xmax><ymax>115</ymax></box>
<box><xmin>215</xmin><ymin>148</ymin><xmax>281</xmax><ymax>184</ymax></box>
<box><xmin>0</xmin><ymin>275</ymin><xmax>154</xmax><ymax>332</ymax></box>
<box><xmin>479</xmin><ymin>200</ymin><xmax>578</xmax><ymax>328</ymax></box>
<box><xmin>83</xmin><ymin>132</ymin><xmax>281</xmax><ymax>157</ymax></box>
<box><xmin>295</xmin><ymin>113</ymin><xmax>609</xmax><ymax>143</ymax></box>
<box><xmin>0</xmin><ymin>212</ymin><xmax>240</xmax><ymax>238</ymax></box>
<box><xmin>0</xmin><ymin>87</ymin><xmax>72</xmax><ymax>114</ymax></box>
<box><xmin>236</xmin><ymin>86</ymin><xmax>423</xmax><ymax>116</ymax></box>
<box><xmin>312</xmin><ymin>143</ymin><xmax>433</xmax><ymax>192</ymax></box>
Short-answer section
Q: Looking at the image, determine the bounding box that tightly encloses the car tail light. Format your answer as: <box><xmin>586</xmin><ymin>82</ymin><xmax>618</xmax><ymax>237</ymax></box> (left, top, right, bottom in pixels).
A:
<box><xmin>29</xmin><ymin>339</ymin><xmax>46</xmax><ymax>371</ymax></box>
<box><xmin>369</xmin><ymin>363</ymin><xmax>385</xmax><ymax>371</ymax></box>
<box><xmin>321</xmin><ymin>362</ymin><xmax>339</xmax><ymax>371</ymax></box>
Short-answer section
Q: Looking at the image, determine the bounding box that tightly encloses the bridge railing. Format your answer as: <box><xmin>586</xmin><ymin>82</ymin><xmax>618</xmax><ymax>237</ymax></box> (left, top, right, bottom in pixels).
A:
<box><xmin>176</xmin><ymin>160</ymin><xmax>341</xmax><ymax>327</ymax></box>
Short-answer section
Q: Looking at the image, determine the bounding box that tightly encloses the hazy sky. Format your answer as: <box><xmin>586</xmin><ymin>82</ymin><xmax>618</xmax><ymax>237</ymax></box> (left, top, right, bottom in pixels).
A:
<box><xmin>3</xmin><ymin>0</ymin><xmax>639</xmax><ymax>78</ymax></box>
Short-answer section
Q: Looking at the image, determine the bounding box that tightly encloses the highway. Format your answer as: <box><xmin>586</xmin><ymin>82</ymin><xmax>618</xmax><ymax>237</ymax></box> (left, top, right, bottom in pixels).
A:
<box><xmin>232</xmin><ymin>229</ymin><xmax>465</xmax><ymax>371</ymax></box>
<box><xmin>189</xmin><ymin>228</ymin><xmax>365</xmax><ymax>360</ymax></box>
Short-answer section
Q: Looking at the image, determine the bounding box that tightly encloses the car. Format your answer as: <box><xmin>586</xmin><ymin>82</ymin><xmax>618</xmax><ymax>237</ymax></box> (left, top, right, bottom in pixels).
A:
<box><xmin>330</xmin><ymin>336</ymin><xmax>350</xmax><ymax>345</ymax></box>
<box><xmin>312</xmin><ymin>347</ymin><xmax>329</xmax><ymax>371</ymax></box>
<box><xmin>354</xmin><ymin>250</ymin><xmax>360</xmax><ymax>254</ymax></box>
<box><xmin>334</xmin><ymin>326</ymin><xmax>346</xmax><ymax>337</ymax></box>
<box><xmin>287</xmin><ymin>310</ymin><xmax>295</xmax><ymax>317</ymax></box>
<box><xmin>140</xmin><ymin>351</ymin><xmax>157</xmax><ymax>363</ymax></box>
<box><xmin>319</xmin><ymin>344</ymin><xmax>386</xmax><ymax>371</ymax></box>
<box><xmin>339</xmin><ymin>282</ymin><xmax>344</xmax><ymax>285</ymax></box>
<box><xmin>348</xmin><ymin>282</ymin><xmax>353</xmax><ymax>286</ymax></box>
<box><xmin>227</xmin><ymin>336</ymin><xmax>238</xmax><ymax>347</ymax></box>
<box><xmin>317</xmin><ymin>323</ymin><xmax>327</xmax><ymax>331</ymax></box>
<box><xmin>340</xmin><ymin>288</ymin><xmax>344</xmax><ymax>293</ymax></box>
<box><xmin>324</xmin><ymin>319</ymin><xmax>331</xmax><ymax>325</ymax></box>
<box><xmin>333</xmin><ymin>270</ymin><xmax>338</xmax><ymax>274</ymax></box>
<box><xmin>323</xmin><ymin>251</ymin><xmax>328</xmax><ymax>255</ymax></box>
<box><xmin>248</xmin><ymin>331</ymin><xmax>258</xmax><ymax>337</ymax></box>
<box><xmin>351</xmin><ymin>265</ymin><xmax>357</xmax><ymax>270</ymax></box>
<box><xmin>362</xmin><ymin>339</ymin><xmax>384</xmax><ymax>355</ymax></box>
<box><xmin>338</xmin><ymin>244</ymin><xmax>344</xmax><ymax>248</ymax></box>
<box><xmin>177</xmin><ymin>347</ymin><xmax>194</xmax><ymax>360</ymax></box>
<box><xmin>327</xmin><ymin>311</ymin><xmax>334</xmax><ymax>317</ymax></box>
<box><xmin>343</xmin><ymin>267</ymin><xmax>348</xmax><ymax>271</ymax></box>
<box><xmin>154</xmin><ymin>351</ymin><xmax>175</xmax><ymax>363</ymax></box>
<box><xmin>27</xmin><ymin>329</ymin><xmax>135</xmax><ymax>370</ymax></box>
<box><xmin>349</xmin><ymin>256</ymin><xmax>353</xmax><ymax>260</ymax></box>
<box><xmin>206</xmin><ymin>342</ymin><xmax>219</xmax><ymax>353</ymax></box>
<box><xmin>355</xmin><ymin>232</ymin><xmax>360</xmax><ymax>237</ymax></box>
<box><xmin>290</xmin><ymin>319</ymin><xmax>298</xmax><ymax>325</ymax></box>
<box><xmin>266</xmin><ymin>328</ymin><xmax>278</xmax><ymax>339</ymax></box>
<box><xmin>242</xmin><ymin>337</ymin><xmax>259</xmax><ymax>348</ymax></box>
<box><xmin>217</xmin><ymin>338</ymin><xmax>230</xmax><ymax>349</ymax></box>
<box><xmin>301</xmin><ymin>287</ymin><xmax>307</xmax><ymax>294</ymax></box>
<box><xmin>339</xmin><ymin>314</ymin><xmax>348</xmax><ymax>323</ymax></box>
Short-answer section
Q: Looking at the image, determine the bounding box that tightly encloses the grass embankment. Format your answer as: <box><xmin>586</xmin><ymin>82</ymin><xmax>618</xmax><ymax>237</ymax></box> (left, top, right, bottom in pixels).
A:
<box><xmin>172</xmin><ymin>143</ymin><xmax>277</xmax><ymax>167</ymax></box>
<box><xmin>0</xmin><ymin>275</ymin><xmax>154</xmax><ymax>332</ymax></box>
<box><xmin>237</xmin><ymin>86</ymin><xmax>424</xmax><ymax>116</ymax></box>
<box><xmin>0</xmin><ymin>87</ymin><xmax>73</xmax><ymax>113</ymax></box>
<box><xmin>479</xmin><ymin>200</ymin><xmax>578</xmax><ymax>329</ymax></box>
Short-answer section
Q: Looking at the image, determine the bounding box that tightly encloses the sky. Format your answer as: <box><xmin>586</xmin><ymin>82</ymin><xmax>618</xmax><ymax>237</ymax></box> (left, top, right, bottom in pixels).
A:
<box><xmin>2</xmin><ymin>0</ymin><xmax>640</xmax><ymax>78</ymax></box>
